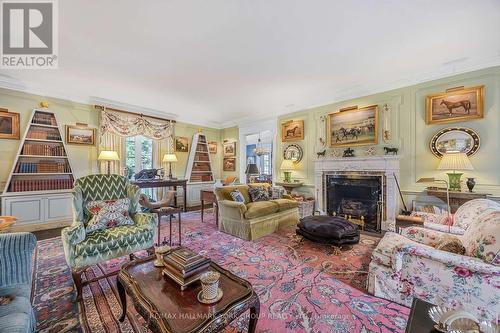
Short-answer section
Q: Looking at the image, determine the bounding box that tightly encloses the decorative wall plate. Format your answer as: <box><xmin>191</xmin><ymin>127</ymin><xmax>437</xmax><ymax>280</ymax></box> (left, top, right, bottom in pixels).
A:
<box><xmin>430</xmin><ymin>127</ymin><xmax>480</xmax><ymax>158</ymax></box>
<box><xmin>283</xmin><ymin>144</ymin><xmax>303</xmax><ymax>163</ymax></box>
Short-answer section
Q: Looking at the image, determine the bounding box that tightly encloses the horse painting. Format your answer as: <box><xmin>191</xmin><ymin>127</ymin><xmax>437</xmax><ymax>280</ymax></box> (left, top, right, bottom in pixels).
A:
<box><xmin>328</xmin><ymin>105</ymin><xmax>378</xmax><ymax>148</ymax></box>
<box><xmin>440</xmin><ymin>99</ymin><xmax>471</xmax><ymax>116</ymax></box>
<box><xmin>282</xmin><ymin>120</ymin><xmax>304</xmax><ymax>142</ymax></box>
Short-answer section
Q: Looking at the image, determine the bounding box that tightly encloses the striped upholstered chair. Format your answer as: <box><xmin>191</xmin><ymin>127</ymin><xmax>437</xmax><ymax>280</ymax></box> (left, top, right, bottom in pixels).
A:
<box><xmin>0</xmin><ymin>232</ymin><xmax>37</xmax><ymax>333</ymax></box>
<box><xmin>61</xmin><ymin>174</ymin><xmax>157</xmax><ymax>300</ymax></box>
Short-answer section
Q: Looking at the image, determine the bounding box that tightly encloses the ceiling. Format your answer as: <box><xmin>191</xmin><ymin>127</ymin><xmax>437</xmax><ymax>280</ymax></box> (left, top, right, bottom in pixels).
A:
<box><xmin>1</xmin><ymin>0</ymin><xmax>500</xmax><ymax>128</ymax></box>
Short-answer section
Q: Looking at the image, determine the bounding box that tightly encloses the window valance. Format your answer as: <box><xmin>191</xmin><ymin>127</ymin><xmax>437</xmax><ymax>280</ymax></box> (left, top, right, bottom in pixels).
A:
<box><xmin>100</xmin><ymin>110</ymin><xmax>174</xmax><ymax>140</ymax></box>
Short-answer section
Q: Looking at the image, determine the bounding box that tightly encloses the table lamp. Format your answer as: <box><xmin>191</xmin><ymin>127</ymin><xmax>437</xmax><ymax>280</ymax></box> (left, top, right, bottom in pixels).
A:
<box><xmin>245</xmin><ymin>163</ymin><xmax>260</xmax><ymax>183</ymax></box>
<box><xmin>437</xmin><ymin>152</ymin><xmax>473</xmax><ymax>191</ymax></box>
<box><xmin>98</xmin><ymin>150</ymin><xmax>119</xmax><ymax>175</ymax></box>
<box><xmin>280</xmin><ymin>159</ymin><xmax>295</xmax><ymax>183</ymax></box>
<box><xmin>162</xmin><ymin>153</ymin><xmax>178</xmax><ymax>179</ymax></box>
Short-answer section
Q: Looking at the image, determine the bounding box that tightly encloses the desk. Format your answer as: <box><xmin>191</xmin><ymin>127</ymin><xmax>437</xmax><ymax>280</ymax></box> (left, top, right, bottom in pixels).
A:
<box><xmin>426</xmin><ymin>189</ymin><xmax>489</xmax><ymax>213</ymax></box>
<box><xmin>201</xmin><ymin>189</ymin><xmax>218</xmax><ymax>226</ymax></box>
<box><xmin>131</xmin><ymin>179</ymin><xmax>188</xmax><ymax>212</ymax></box>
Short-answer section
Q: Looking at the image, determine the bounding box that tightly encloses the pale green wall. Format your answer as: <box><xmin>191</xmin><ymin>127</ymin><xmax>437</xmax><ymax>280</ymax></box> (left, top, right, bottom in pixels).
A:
<box><xmin>0</xmin><ymin>88</ymin><xmax>223</xmax><ymax>191</ymax></box>
<box><xmin>221</xmin><ymin>126</ymin><xmax>240</xmax><ymax>181</ymax></box>
<box><xmin>276</xmin><ymin>66</ymin><xmax>500</xmax><ymax>199</ymax></box>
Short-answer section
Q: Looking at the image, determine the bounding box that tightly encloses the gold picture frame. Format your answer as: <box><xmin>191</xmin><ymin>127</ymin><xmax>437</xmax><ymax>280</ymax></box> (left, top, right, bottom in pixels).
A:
<box><xmin>175</xmin><ymin>136</ymin><xmax>189</xmax><ymax>152</ymax></box>
<box><xmin>328</xmin><ymin>105</ymin><xmax>378</xmax><ymax>148</ymax></box>
<box><xmin>208</xmin><ymin>141</ymin><xmax>217</xmax><ymax>154</ymax></box>
<box><xmin>426</xmin><ymin>85</ymin><xmax>484</xmax><ymax>124</ymax></box>
<box><xmin>223</xmin><ymin>141</ymin><xmax>236</xmax><ymax>157</ymax></box>
<box><xmin>65</xmin><ymin>124</ymin><xmax>96</xmax><ymax>145</ymax></box>
<box><xmin>0</xmin><ymin>108</ymin><xmax>20</xmax><ymax>140</ymax></box>
<box><xmin>223</xmin><ymin>157</ymin><xmax>236</xmax><ymax>171</ymax></box>
<box><xmin>281</xmin><ymin>120</ymin><xmax>304</xmax><ymax>142</ymax></box>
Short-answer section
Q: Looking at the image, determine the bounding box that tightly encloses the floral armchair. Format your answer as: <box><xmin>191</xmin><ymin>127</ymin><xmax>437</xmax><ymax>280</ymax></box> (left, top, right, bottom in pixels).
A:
<box><xmin>61</xmin><ymin>174</ymin><xmax>157</xmax><ymax>300</ymax></box>
<box><xmin>411</xmin><ymin>199</ymin><xmax>500</xmax><ymax>235</ymax></box>
<box><xmin>368</xmin><ymin>201</ymin><xmax>500</xmax><ymax>322</ymax></box>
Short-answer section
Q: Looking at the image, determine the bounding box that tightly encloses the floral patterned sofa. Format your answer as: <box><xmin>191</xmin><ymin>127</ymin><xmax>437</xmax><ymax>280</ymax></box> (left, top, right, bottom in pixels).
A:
<box><xmin>368</xmin><ymin>199</ymin><xmax>500</xmax><ymax>322</ymax></box>
<box><xmin>411</xmin><ymin>199</ymin><xmax>500</xmax><ymax>235</ymax></box>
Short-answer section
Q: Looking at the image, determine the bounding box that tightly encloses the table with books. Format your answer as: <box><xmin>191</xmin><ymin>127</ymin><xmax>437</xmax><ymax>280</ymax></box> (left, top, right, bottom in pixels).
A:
<box><xmin>117</xmin><ymin>246</ymin><xmax>260</xmax><ymax>333</ymax></box>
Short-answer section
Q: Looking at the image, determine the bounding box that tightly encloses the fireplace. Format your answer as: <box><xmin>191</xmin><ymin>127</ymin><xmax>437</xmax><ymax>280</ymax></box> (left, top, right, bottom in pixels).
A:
<box><xmin>325</xmin><ymin>173</ymin><xmax>385</xmax><ymax>232</ymax></box>
<box><xmin>314</xmin><ymin>156</ymin><xmax>401</xmax><ymax>231</ymax></box>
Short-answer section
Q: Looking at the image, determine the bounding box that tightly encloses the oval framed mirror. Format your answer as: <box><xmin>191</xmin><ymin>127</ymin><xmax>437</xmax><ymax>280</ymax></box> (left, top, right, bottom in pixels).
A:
<box><xmin>430</xmin><ymin>127</ymin><xmax>480</xmax><ymax>158</ymax></box>
<box><xmin>283</xmin><ymin>144</ymin><xmax>303</xmax><ymax>163</ymax></box>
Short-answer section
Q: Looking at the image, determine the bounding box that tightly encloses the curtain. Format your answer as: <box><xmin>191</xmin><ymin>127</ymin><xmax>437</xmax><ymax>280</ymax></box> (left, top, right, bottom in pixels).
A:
<box><xmin>99</xmin><ymin>131</ymin><xmax>126</xmax><ymax>175</ymax></box>
<box><xmin>100</xmin><ymin>110</ymin><xmax>174</xmax><ymax>140</ymax></box>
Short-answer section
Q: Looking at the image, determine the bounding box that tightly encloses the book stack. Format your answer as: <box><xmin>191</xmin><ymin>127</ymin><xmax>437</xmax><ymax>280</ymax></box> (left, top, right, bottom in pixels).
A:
<box><xmin>162</xmin><ymin>247</ymin><xmax>210</xmax><ymax>290</ymax></box>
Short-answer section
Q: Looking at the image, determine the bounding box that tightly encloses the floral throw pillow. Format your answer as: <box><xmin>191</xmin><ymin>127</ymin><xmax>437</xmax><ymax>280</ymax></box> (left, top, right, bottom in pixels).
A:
<box><xmin>85</xmin><ymin>198</ymin><xmax>134</xmax><ymax>233</ymax></box>
<box><xmin>229</xmin><ymin>189</ymin><xmax>245</xmax><ymax>203</ymax></box>
<box><xmin>249</xmin><ymin>186</ymin><xmax>270</xmax><ymax>202</ymax></box>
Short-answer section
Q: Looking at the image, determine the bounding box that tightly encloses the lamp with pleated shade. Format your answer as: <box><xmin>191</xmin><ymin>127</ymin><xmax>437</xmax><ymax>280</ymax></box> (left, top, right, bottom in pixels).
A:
<box><xmin>437</xmin><ymin>152</ymin><xmax>473</xmax><ymax>191</ymax></box>
<box><xmin>280</xmin><ymin>159</ymin><xmax>295</xmax><ymax>183</ymax></box>
<box><xmin>98</xmin><ymin>150</ymin><xmax>119</xmax><ymax>174</ymax></box>
<box><xmin>162</xmin><ymin>153</ymin><xmax>178</xmax><ymax>179</ymax></box>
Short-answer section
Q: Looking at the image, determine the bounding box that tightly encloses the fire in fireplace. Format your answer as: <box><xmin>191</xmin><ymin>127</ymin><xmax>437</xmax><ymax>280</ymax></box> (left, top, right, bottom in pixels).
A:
<box><xmin>325</xmin><ymin>173</ymin><xmax>384</xmax><ymax>232</ymax></box>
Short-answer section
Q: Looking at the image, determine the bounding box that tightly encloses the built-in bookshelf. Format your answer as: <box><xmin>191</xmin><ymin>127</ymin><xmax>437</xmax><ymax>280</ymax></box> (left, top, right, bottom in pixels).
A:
<box><xmin>3</xmin><ymin>109</ymin><xmax>75</xmax><ymax>194</ymax></box>
<box><xmin>185</xmin><ymin>133</ymin><xmax>214</xmax><ymax>183</ymax></box>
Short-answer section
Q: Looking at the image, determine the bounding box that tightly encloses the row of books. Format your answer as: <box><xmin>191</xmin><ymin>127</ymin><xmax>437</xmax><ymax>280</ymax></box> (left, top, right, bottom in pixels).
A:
<box><xmin>9</xmin><ymin>178</ymin><xmax>73</xmax><ymax>192</ymax></box>
<box><xmin>32</xmin><ymin>113</ymin><xmax>57</xmax><ymax>126</ymax></box>
<box><xmin>162</xmin><ymin>247</ymin><xmax>210</xmax><ymax>290</ymax></box>
<box><xmin>22</xmin><ymin>144</ymin><xmax>66</xmax><ymax>156</ymax></box>
<box><xmin>189</xmin><ymin>175</ymin><xmax>213</xmax><ymax>183</ymax></box>
<box><xmin>27</xmin><ymin>129</ymin><xmax>61</xmax><ymax>140</ymax></box>
<box><xmin>15</xmin><ymin>161</ymin><xmax>70</xmax><ymax>173</ymax></box>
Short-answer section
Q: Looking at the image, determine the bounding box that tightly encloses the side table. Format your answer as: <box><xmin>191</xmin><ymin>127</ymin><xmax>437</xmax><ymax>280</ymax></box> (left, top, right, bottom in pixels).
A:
<box><xmin>395</xmin><ymin>215</ymin><xmax>424</xmax><ymax>234</ymax></box>
<box><xmin>200</xmin><ymin>189</ymin><xmax>218</xmax><ymax>226</ymax></box>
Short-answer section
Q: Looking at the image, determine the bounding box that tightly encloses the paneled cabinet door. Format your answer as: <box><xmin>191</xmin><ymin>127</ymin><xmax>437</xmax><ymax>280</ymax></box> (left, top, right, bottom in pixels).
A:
<box><xmin>3</xmin><ymin>196</ymin><xmax>44</xmax><ymax>225</ymax></box>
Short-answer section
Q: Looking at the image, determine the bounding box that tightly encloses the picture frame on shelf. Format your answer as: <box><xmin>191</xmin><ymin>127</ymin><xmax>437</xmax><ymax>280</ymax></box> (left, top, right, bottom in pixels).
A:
<box><xmin>328</xmin><ymin>105</ymin><xmax>378</xmax><ymax>148</ymax></box>
<box><xmin>0</xmin><ymin>108</ymin><xmax>20</xmax><ymax>140</ymax></box>
<box><xmin>208</xmin><ymin>141</ymin><xmax>217</xmax><ymax>154</ymax></box>
<box><xmin>223</xmin><ymin>158</ymin><xmax>236</xmax><ymax>171</ymax></box>
<box><xmin>175</xmin><ymin>136</ymin><xmax>189</xmax><ymax>152</ymax></box>
<box><xmin>223</xmin><ymin>141</ymin><xmax>236</xmax><ymax>157</ymax></box>
<box><xmin>281</xmin><ymin>120</ymin><xmax>304</xmax><ymax>142</ymax></box>
<box><xmin>426</xmin><ymin>85</ymin><xmax>484</xmax><ymax>124</ymax></box>
<box><xmin>65</xmin><ymin>124</ymin><xmax>96</xmax><ymax>145</ymax></box>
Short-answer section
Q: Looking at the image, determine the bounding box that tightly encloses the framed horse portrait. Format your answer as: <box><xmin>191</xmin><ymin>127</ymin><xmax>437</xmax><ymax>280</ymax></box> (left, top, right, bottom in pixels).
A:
<box><xmin>426</xmin><ymin>85</ymin><xmax>484</xmax><ymax>124</ymax></box>
<box><xmin>281</xmin><ymin>120</ymin><xmax>304</xmax><ymax>142</ymax></box>
<box><xmin>328</xmin><ymin>105</ymin><xmax>378</xmax><ymax>148</ymax></box>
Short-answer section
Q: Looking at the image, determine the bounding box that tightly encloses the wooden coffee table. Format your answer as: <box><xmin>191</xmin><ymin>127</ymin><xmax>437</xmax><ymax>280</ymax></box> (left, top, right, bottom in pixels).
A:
<box><xmin>117</xmin><ymin>255</ymin><xmax>260</xmax><ymax>333</ymax></box>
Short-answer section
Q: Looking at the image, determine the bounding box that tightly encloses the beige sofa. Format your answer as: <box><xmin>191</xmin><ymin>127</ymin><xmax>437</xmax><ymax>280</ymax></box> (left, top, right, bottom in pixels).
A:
<box><xmin>214</xmin><ymin>183</ymin><xmax>300</xmax><ymax>240</ymax></box>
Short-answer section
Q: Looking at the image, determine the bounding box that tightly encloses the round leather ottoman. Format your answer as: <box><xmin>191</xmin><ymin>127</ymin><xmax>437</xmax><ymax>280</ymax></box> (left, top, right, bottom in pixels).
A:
<box><xmin>296</xmin><ymin>215</ymin><xmax>360</xmax><ymax>245</ymax></box>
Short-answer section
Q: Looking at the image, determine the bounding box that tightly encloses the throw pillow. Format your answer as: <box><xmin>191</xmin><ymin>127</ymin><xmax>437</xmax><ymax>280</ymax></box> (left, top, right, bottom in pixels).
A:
<box><xmin>435</xmin><ymin>235</ymin><xmax>466</xmax><ymax>255</ymax></box>
<box><xmin>269</xmin><ymin>186</ymin><xmax>285</xmax><ymax>200</ymax></box>
<box><xmin>229</xmin><ymin>189</ymin><xmax>245</xmax><ymax>203</ymax></box>
<box><xmin>85</xmin><ymin>198</ymin><xmax>134</xmax><ymax>232</ymax></box>
<box><xmin>249</xmin><ymin>186</ymin><xmax>270</xmax><ymax>202</ymax></box>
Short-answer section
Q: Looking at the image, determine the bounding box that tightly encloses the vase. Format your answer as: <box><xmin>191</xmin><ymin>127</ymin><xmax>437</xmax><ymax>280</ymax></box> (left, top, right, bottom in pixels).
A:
<box><xmin>466</xmin><ymin>177</ymin><xmax>476</xmax><ymax>192</ymax></box>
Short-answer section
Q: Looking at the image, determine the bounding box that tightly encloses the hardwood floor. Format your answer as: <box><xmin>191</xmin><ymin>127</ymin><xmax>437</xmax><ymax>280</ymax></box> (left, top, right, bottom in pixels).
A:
<box><xmin>33</xmin><ymin>227</ymin><xmax>64</xmax><ymax>241</ymax></box>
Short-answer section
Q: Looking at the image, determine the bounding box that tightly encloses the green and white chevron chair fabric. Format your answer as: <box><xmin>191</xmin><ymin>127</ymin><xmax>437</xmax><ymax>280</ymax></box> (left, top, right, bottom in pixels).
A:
<box><xmin>61</xmin><ymin>174</ymin><xmax>157</xmax><ymax>300</ymax></box>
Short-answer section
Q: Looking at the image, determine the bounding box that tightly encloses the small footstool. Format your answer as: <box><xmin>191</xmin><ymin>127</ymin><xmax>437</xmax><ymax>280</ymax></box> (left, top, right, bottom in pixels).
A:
<box><xmin>296</xmin><ymin>215</ymin><xmax>360</xmax><ymax>245</ymax></box>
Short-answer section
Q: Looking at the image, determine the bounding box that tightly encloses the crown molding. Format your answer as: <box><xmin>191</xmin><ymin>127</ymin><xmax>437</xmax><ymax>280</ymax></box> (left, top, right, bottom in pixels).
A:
<box><xmin>89</xmin><ymin>96</ymin><xmax>178</xmax><ymax>121</ymax></box>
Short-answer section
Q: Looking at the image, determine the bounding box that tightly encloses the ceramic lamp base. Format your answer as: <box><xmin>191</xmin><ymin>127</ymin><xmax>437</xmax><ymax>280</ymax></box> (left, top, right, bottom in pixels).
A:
<box><xmin>283</xmin><ymin>171</ymin><xmax>292</xmax><ymax>183</ymax></box>
<box><xmin>447</xmin><ymin>172</ymin><xmax>463</xmax><ymax>191</ymax></box>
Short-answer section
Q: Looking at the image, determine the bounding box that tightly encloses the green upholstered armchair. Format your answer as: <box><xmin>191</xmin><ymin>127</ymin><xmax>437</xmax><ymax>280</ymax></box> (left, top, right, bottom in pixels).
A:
<box><xmin>61</xmin><ymin>174</ymin><xmax>157</xmax><ymax>300</ymax></box>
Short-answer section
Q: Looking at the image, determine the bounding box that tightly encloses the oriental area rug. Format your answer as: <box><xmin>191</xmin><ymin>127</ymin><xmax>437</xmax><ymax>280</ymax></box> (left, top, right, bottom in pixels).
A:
<box><xmin>33</xmin><ymin>211</ymin><xmax>409</xmax><ymax>333</ymax></box>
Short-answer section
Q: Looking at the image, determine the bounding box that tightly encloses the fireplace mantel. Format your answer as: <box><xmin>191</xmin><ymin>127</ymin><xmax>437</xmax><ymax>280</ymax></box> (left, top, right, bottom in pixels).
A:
<box><xmin>314</xmin><ymin>155</ymin><xmax>402</xmax><ymax>231</ymax></box>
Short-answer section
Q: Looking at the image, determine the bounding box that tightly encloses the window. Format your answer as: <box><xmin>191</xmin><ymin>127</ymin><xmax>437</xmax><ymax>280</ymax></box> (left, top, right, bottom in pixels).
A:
<box><xmin>125</xmin><ymin>135</ymin><xmax>153</xmax><ymax>179</ymax></box>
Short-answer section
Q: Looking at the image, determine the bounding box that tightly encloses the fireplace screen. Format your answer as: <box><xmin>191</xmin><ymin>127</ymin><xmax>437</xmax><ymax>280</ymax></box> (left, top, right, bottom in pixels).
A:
<box><xmin>325</xmin><ymin>173</ymin><xmax>384</xmax><ymax>232</ymax></box>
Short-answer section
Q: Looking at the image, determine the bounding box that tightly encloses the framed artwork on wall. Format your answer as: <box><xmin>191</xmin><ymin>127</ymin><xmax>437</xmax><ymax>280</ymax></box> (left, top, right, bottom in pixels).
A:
<box><xmin>0</xmin><ymin>108</ymin><xmax>20</xmax><ymax>140</ymax></box>
<box><xmin>208</xmin><ymin>141</ymin><xmax>217</xmax><ymax>154</ymax></box>
<box><xmin>328</xmin><ymin>105</ymin><xmax>378</xmax><ymax>148</ymax></box>
<box><xmin>175</xmin><ymin>136</ymin><xmax>189</xmax><ymax>152</ymax></box>
<box><xmin>426</xmin><ymin>85</ymin><xmax>484</xmax><ymax>124</ymax></box>
<box><xmin>65</xmin><ymin>124</ymin><xmax>96</xmax><ymax>145</ymax></box>
<box><xmin>223</xmin><ymin>141</ymin><xmax>236</xmax><ymax>157</ymax></box>
<box><xmin>223</xmin><ymin>158</ymin><xmax>236</xmax><ymax>171</ymax></box>
<box><xmin>281</xmin><ymin>120</ymin><xmax>304</xmax><ymax>142</ymax></box>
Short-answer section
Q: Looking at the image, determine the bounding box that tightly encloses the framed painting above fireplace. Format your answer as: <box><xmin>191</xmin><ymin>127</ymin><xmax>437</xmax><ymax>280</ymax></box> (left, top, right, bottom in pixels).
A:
<box><xmin>328</xmin><ymin>105</ymin><xmax>378</xmax><ymax>148</ymax></box>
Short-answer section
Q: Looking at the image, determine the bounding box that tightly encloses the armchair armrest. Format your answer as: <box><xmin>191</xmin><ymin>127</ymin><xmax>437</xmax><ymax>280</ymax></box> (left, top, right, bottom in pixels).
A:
<box><xmin>218</xmin><ymin>200</ymin><xmax>247</xmax><ymax>219</ymax></box>
<box><xmin>61</xmin><ymin>222</ymin><xmax>86</xmax><ymax>245</ymax></box>
<box><xmin>393</xmin><ymin>243</ymin><xmax>500</xmax><ymax>275</ymax></box>
<box><xmin>0</xmin><ymin>232</ymin><xmax>36</xmax><ymax>287</ymax></box>
<box><xmin>282</xmin><ymin>194</ymin><xmax>293</xmax><ymax>200</ymax></box>
<box><xmin>133</xmin><ymin>212</ymin><xmax>158</xmax><ymax>230</ymax></box>
<box><xmin>401</xmin><ymin>226</ymin><xmax>446</xmax><ymax>246</ymax></box>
